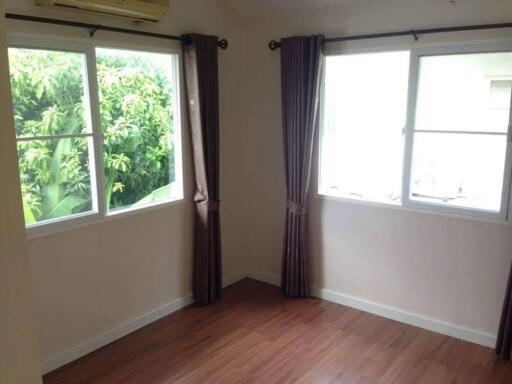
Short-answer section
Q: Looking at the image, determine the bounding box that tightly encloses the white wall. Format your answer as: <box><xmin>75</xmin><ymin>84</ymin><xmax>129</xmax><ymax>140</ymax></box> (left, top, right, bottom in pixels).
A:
<box><xmin>4</xmin><ymin>0</ymin><xmax>512</xmax><ymax>375</ymax></box>
<box><xmin>244</xmin><ymin>0</ymin><xmax>512</xmax><ymax>340</ymax></box>
<box><xmin>0</xmin><ymin>1</ymin><xmax>43</xmax><ymax>382</ymax></box>
<box><xmin>4</xmin><ymin>0</ymin><xmax>248</xmax><ymax>369</ymax></box>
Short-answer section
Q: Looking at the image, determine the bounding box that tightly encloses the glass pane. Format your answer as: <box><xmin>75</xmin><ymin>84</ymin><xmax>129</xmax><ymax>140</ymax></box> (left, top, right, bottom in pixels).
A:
<box><xmin>17</xmin><ymin>138</ymin><xmax>94</xmax><ymax>224</ymax></box>
<box><xmin>415</xmin><ymin>52</ymin><xmax>512</xmax><ymax>133</ymax></box>
<box><xmin>8</xmin><ymin>48</ymin><xmax>91</xmax><ymax>137</ymax></box>
<box><xmin>96</xmin><ymin>48</ymin><xmax>180</xmax><ymax>212</ymax></box>
<box><xmin>409</xmin><ymin>132</ymin><xmax>507</xmax><ymax>212</ymax></box>
<box><xmin>320</xmin><ymin>51</ymin><xmax>410</xmax><ymax>203</ymax></box>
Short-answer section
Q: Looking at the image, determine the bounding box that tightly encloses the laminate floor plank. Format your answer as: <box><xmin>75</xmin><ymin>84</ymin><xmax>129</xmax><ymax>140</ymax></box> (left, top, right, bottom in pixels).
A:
<box><xmin>43</xmin><ymin>278</ymin><xmax>512</xmax><ymax>384</ymax></box>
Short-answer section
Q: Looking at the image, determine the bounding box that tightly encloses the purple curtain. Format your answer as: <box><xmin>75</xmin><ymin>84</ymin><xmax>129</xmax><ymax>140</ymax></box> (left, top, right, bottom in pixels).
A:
<box><xmin>280</xmin><ymin>35</ymin><xmax>324</xmax><ymax>297</ymax></box>
<box><xmin>497</xmin><ymin>262</ymin><xmax>512</xmax><ymax>359</ymax></box>
<box><xmin>182</xmin><ymin>34</ymin><xmax>222</xmax><ymax>305</ymax></box>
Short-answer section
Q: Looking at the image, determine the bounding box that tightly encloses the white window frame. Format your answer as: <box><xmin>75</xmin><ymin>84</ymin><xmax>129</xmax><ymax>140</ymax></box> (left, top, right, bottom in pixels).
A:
<box><xmin>318</xmin><ymin>42</ymin><xmax>512</xmax><ymax>223</ymax></box>
<box><xmin>7</xmin><ymin>35</ymin><xmax>185</xmax><ymax>238</ymax></box>
<box><xmin>402</xmin><ymin>43</ymin><xmax>512</xmax><ymax>222</ymax></box>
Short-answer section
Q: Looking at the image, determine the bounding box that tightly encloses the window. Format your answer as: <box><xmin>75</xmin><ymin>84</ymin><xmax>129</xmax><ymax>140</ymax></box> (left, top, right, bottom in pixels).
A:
<box><xmin>319</xmin><ymin>51</ymin><xmax>410</xmax><ymax>204</ymax></box>
<box><xmin>407</xmin><ymin>52</ymin><xmax>511</xmax><ymax>214</ymax></box>
<box><xmin>96</xmin><ymin>48</ymin><xmax>181</xmax><ymax>213</ymax></box>
<box><xmin>9</xmin><ymin>48</ymin><xmax>97</xmax><ymax>225</ymax></box>
<box><xmin>320</xmin><ymin>45</ymin><xmax>512</xmax><ymax>220</ymax></box>
<box><xmin>8</xmin><ymin>41</ymin><xmax>183</xmax><ymax>232</ymax></box>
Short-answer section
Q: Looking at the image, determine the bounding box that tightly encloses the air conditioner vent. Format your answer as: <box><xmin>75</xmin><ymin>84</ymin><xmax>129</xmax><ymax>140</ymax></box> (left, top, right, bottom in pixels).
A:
<box><xmin>36</xmin><ymin>0</ymin><xmax>169</xmax><ymax>22</ymax></box>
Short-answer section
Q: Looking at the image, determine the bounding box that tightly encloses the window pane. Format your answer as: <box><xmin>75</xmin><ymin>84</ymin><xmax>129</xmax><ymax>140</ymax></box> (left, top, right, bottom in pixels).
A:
<box><xmin>415</xmin><ymin>52</ymin><xmax>512</xmax><ymax>133</ymax></box>
<box><xmin>96</xmin><ymin>48</ymin><xmax>180</xmax><ymax>212</ymax></box>
<box><xmin>8</xmin><ymin>47</ymin><xmax>96</xmax><ymax>227</ymax></box>
<box><xmin>8</xmin><ymin>48</ymin><xmax>91</xmax><ymax>137</ymax></box>
<box><xmin>320</xmin><ymin>51</ymin><xmax>410</xmax><ymax>203</ymax></box>
<box><xmin>17</xmin><ymin>138</ymin><xmax>94</xmax><ymax>224</ymax></box>
<box><xmin>410</xmin><ymin>133</ymin><xmax>507</xmax><ymax>212</ymax></box>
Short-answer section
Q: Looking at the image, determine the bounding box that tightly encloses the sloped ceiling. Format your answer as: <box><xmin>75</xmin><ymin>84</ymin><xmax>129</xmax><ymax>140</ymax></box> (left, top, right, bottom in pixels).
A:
<box><xmin>227</xmin><ymin>0</ymin><xmax>368</xmax><ymax>18</ymax></box>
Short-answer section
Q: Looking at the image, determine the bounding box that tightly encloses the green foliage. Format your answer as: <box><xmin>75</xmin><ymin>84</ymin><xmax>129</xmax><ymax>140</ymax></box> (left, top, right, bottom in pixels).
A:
<box><xmin>132</xmin><ymin>184</ymin><xmax>175</xmax><ymax>207</ymax></box>
<box><xmin>97</xmin><ymin>50</ymin><xmax>175</xmax><ymax>210</ymax></box>
<box><xmin>9</xmin><ymin>48</ymin><xmax>175</xmax><ymax>224</ymax></box>
<box><xmin>10</xmin><ymin>49</ymin><xmax>91</xmax><ymax>222</ymax></box>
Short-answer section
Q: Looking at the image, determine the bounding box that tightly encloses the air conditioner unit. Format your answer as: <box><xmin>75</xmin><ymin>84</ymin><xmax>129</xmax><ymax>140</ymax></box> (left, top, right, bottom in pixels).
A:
<box><xmin>36</xmin><ymin>0</ymin><xmax>169</xmax><ymax>22</ymax></box>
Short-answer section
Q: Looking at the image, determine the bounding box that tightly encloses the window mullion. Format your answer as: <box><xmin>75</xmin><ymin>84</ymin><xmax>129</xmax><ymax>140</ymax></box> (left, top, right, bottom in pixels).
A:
<box><xmin>413</xmin><ymin>130</ymin><xmax>507</xmax><ymax>136</ymax></box>
<box><xmin>84</xmin><ymin>45</ymin><xmax>106</xmax><ymax>219</ymax></box>
<box><xmin>15</xmin><ymin>132</ymin><xmax>93</xmax><ymax>142</ymax></box>
<box><xmin>503</xmin><ymin>88</ymin><xmax>512</xmax><ymax>221</ymax></box>
<box><xmin>401</xmin><ymin>49</ymin><xmax>420</xmax><ymax>210</ymax></box>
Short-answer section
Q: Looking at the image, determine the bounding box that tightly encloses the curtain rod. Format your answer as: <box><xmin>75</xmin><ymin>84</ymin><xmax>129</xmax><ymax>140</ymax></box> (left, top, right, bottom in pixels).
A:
<box><xmin>5</xmin><ymin>13</ymin><xmax>229</xmax><ymax>49</ymax></box>
<box><xmin>268</xmin><ymin>22</ymin><xmax>512</xmax><ymax>50</ymax></box>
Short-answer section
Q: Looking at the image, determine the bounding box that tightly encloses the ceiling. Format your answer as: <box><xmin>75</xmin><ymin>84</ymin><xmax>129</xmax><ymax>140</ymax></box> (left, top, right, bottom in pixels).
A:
<box><xmin>227</xmin><ymin>0</ymin><xmax>368</xmax><ymax>18</ymax></box>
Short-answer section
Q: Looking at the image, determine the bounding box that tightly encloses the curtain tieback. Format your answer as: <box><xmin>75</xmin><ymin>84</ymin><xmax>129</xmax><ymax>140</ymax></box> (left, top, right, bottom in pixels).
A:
<box><xmin>287</xmin><ymin>200</ymin><xmax>307</xmax><ymax>216</ymax></box>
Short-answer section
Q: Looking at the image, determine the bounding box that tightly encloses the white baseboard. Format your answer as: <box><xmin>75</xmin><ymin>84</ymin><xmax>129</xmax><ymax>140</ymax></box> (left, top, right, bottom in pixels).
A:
<box><xmin>42</xmin><ymin>271</ymin><xmax>248</xmax><ymax>375</ymax></box>
<box><xmin>247</xmin><ymin>269</ymin><xmax>280</xmax><ymax>286</ymax></box>
<box><xmin>312</xmin><ymin>287</ymin><xmax>496</xmax><ymax>348</ymax></box>
<box><xmin>246</xmin><ymin>269</ymin><xmax>496</xmax><ymax>348</ymax></box>
<box><xmin>223</xmin><ymin>269</ymin><xmax>248</xmax><ymax>287</ymax></box>
<box><xmin>41</xmin><ymin>270</ymin><xmax>496</xmax><ymax>375</ymax></box>
<box><xmin>41</xmin><ymin>294</ymin><xmax>194</xmax><ymax>374</ymax></box>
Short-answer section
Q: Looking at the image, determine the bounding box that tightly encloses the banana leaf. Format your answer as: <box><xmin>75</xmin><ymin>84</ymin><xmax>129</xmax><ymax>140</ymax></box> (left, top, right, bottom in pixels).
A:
<box><xmin>47</xmin><ymin>195</ymin><xmax>88</xmax><ymax>219</ymax></box>
<box><xmin>133</xmin><ymin>183</ymin><xmax>174</xmax><ymax>207</ymax></box>
<box><xmin>23</xmin><ymin>199</ymin><xmax>37</xmax><ymax>225</ymax></box>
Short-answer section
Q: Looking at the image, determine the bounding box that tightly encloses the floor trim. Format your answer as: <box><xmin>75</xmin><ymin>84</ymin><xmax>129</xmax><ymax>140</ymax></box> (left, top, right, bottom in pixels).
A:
<box><xmin>222</xmin><ymin>270</ymin><xmax>249</xmax><ymax>288</ymax></box>
<box><xmin>42</xmin><ymin>271</ymin><xmax>248</xmax><ymax>375</ymax></box>
<box><xmin>42</xmin><ymin>270</ymin><xmax>496</xmax><ymax>374</ymax></box>
<box><xmin>246</xmin><ymin>269</ymin><xmax>497</xmax><ymax>348</ymax></box>
<box><xmin>247</xmin><ymin>269</ymin><xmax>280</xmax><ymax>286</ymax></box>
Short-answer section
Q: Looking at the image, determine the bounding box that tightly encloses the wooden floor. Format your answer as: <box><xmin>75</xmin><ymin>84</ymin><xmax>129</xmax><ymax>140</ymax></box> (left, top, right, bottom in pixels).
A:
<box><xmin>44</xmin><ymin>279</ymin><xmax>512</xmax><ymax>384</ymax></box>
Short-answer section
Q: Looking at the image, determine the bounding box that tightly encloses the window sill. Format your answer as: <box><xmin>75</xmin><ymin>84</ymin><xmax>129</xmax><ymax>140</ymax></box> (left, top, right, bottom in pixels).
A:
<box><xmin>315</xmin><ymin>193</ymin><xmax>511</xmax><ymax>226</ymax></box>
<box><xmin>26</xmin><ymin>197</ymin><xmax>187</xmax><ymax>240</ymax></box>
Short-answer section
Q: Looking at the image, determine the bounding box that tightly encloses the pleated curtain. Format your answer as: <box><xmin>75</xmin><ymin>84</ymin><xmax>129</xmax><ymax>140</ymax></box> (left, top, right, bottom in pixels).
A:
<box><xmin>280</xmin><ymin>35</ymin><xmax>324</xmax><ymax>297</ymax></box>
<box><xmin>497</xmin><ymin>263</ymin><xmax>512</xmax><ymax>359</ymax></box>
<box><xmin>182</xmin><ymin>34</ymin><xmax>222</xmax><ymax>305</ymax></box>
